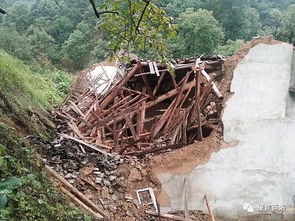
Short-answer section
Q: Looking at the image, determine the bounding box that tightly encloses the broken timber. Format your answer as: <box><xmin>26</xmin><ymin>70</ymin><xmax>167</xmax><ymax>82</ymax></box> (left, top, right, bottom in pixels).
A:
<box><xmin>54</xmin><ymin>57</ymin><xmax>224</xmax><ymax>157</ymax></box>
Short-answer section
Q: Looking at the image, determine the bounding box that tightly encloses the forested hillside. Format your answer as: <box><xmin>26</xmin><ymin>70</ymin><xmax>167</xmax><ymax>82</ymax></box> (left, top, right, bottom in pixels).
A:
<box><xmin>1</xmin><ymin>0</ymin><xmax>295</xmax><ymax>71</ymax></box>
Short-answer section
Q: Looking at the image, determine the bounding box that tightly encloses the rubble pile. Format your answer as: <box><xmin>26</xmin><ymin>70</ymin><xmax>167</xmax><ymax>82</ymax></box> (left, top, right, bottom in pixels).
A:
<box><xmin>54</xmin><ymin>57</ymin><xmax>224</xmax><ymax>158</ymax></box>
<box><xmin>38</xmin><ymin>137</ymin><xmax>158</xmax><ymax>220</ymax></box>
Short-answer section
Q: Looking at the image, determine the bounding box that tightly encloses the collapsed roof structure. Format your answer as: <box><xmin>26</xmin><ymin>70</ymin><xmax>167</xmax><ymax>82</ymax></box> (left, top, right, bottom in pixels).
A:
<box><xmin>46</xmin><ymin>36</ymin><xmax>295</xmax><ymax>221</ymax></box>
<box><xmin>55</xmin><ymin>57</ymin><xmax>224</xmax><ymax>157</ymax></box>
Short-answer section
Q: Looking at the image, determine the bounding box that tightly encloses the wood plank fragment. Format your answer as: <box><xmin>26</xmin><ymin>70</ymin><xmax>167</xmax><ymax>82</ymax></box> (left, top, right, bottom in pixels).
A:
<box><xmin>60</xmin><ymin>134</ymin><xmax>113</xmax><ymax>154</ymax></box>
<box><xmin>204</xmin><ymin>194</ymin><xmax>216</xmax><ymax>221</ymax></box>
<box><xmin>45</xmin><ymin>166</ymin><xmax>109</xmax><ymax>219</ymax></box>
<box><xmin>146</xmin><ymin>210</ymin><xmax>193</xmax><ymax>221</ymax></box>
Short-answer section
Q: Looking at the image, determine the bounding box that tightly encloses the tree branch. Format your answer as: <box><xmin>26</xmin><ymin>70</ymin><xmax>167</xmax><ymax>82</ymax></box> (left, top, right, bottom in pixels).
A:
<box><xmin>0</xmin><ymin>8</ymin><xmax>7</xmax><ymax>14</ymax></box>
<box><xmin>135</xmin><ymin>0</ymin><xmax>150</xmax><ymax>33</ymax></box>
<box><xmin>88</xmin><ymin>0</ymin><xmax>118</xmax><ymax>18</ymax></box>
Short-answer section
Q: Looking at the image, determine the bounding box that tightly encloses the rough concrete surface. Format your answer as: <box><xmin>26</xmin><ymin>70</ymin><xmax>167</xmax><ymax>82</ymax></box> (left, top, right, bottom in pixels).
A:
<box><xmin>157</xmin><ymin>43</ymin><xmax>295</xmax><ymax>221</ymax></box>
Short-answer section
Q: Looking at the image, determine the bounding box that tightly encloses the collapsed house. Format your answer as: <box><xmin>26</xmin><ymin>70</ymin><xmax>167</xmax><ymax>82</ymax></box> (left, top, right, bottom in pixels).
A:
<box><xmin>43</xmin><ymin>36</ymin><xmax>295</xmax><ymax>221</ymax></box>
<box><xmin>55</xmin><ymin>57</ymin><xmax>224</xmax><ymax>157</ymax></box>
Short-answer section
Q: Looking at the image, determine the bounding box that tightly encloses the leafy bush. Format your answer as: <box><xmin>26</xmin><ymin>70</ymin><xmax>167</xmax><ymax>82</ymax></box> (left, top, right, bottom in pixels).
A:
<box><xmin>214</xmin><ymin>39</ymin><xmax>245</xmax><ymax>56</ymax></box>
<box><xmin>0</xmin><ymin>124</ymin><xmax>92</xmax><ymax>221</ymax></box>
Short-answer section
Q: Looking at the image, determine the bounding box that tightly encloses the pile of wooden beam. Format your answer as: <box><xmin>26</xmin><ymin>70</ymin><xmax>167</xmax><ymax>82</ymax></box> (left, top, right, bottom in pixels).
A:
<box><xmin>54</xmin><ymin>57</ymin><xmax>224</xmax><ymax>157</ymax></box>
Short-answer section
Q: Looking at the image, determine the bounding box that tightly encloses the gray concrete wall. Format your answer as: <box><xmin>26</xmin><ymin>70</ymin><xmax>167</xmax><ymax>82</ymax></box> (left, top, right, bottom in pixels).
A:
<box><xmin>157</xmin><ymin>43</ymin><xmax>295</xmax><ymax>220</ymax></box>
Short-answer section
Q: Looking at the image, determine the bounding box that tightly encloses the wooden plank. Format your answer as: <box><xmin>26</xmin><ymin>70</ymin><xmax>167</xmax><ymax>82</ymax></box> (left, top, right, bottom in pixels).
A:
<box><xmin>60</xmin><ymin>134</ymin><xmax>113</xmax><ymax>155</ymax></box>
<box><xmin>96</xmin><ymin>64</ymin><xmax>139</xmax><ymax>114</ymax></box>
<box><xmin>60</xmin><ymin>186</ymin><xmax>103</xmax><ymax>220</ymax></box>
<box><xmin>200</xmin><ymin>70</ymin><xmax>223</xmax><ymax>99</ymax></box>
<box><xmin>169</xmin><ymin>72</ymin><xmax>177</xmax><ymax>88</ymax></box>
<box><xmin>204</xmin><ymin>194</ymin><xmax>216</xmax><ymax>221</ymax></box>
<box><xmin>152</xmin><ymin>98</ymin><xmax>177</xmax><ymax>137</ymax></box>
<box><xmin>69</xmin><ymin>101</ymin><xmax>85</xmax><ymax>117</ymax></box>
<box><xmin>195</xmin><ymin>71</ymin><xmax>203</xmax><ymax>141</ymax></box>
<box><xmin>141</xmin><ymin>75</ymin><xmax>155</xmax><ymax>99</ymax></box>
<box><xmin>152</xmin><ymin>71</ymin><xmax>166</xmax><ymax>96</ymax></box>
<box><xmin>199</xmin><ymin>73</ymin><xmax>217</xmax><ymax>107</ymax></box>
<box><xmin>132</xmin><ymin>143</ymin><xmax>184</xmax><ymax>157</ymax></box>
<box><xmin>68</xmin><ymin>122</ymin><xmax>84</xmax><ymax>139</ymax></box>
<box><xmin>163</xmin><ymin>71</ymin><xmax>191</xmax><ymax>132</ymax></box>
<box><xmin>45</xmin><ymin>166</ymin><xmax>109</xmax><ymax>219</ymax></box>
<box><xmin>184</xmin><ymin>177</ymin><xmax>189</xmax><ymax>219</ymax></box>
<box><xmin>90</xmin><ymin>111</ymin><xmax>114</xmax><ymax>133</ymax></box>
<box><xmin>125</xmin><ymin>115</ymin><xmax>138</xmax><ymax>140</ymax></box>
<box><xmin>146</xmin><ymin>210</ymin><xmax>193</xmax><ymax>221</ymax></box>
<box><xmin>137</xmin><ymin>101</ymin><xmax>146</xmax><ymax>136</ymax></box>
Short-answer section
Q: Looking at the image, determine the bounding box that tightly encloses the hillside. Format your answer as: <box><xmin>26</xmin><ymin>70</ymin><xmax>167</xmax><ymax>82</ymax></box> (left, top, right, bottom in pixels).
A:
<box><xmin>0</xmin><ymin>51</ymin><xmax>91</xmax><ymax>220</ymax></box>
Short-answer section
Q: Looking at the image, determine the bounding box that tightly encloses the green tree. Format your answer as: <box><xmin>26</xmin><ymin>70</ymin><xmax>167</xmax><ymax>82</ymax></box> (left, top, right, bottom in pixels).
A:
<box><xmin>279</xmin><ymin>4</ymin><xmax>295</xmax><ymax>44</ymax></box>
<box><xmin>96</xmin><ymin>0</ymin><xmax>177</xmax><ymax>62</ymax></box>
<box><xmin>206</xmin><ymin>0</ymin><xmax>262</xmax><ymax>40</ymax></box>
<box><xmin>27</xmin><ymin>25</ymin><xmax>56</xmax><ymax>60</ymax></box>
<box><xmin>0</xmin><ymin>25</ymin><xmax>32</xmax><ymax>60</ymax></box>
<box><xmin>215</xmin><ymin>39</ymin><xmax>244</xmax><ymax>56</ymax></box>
<box><xmin>61</xmin><ymin>21</ymin><xmax>94</xmax><ymax>69</ymax></box>
<box><xmin>175</xmin><ymin>8</ymin><xmax>224</xmax><ymax>57</ymax></box>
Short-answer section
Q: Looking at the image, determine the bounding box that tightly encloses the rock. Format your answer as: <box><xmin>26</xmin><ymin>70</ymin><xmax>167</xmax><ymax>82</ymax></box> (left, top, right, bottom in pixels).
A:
<box><xmin>101</xmin><ymin>187</ymin><xmax>110</xmax><ymax>199</ymax></box>
<box><xmin>114</xmin><ymin>155</ymin><xmax>121</xmax><ymax>161</ymax></box>
<box><xmin>93</xmin><ymin>171</ymin><xmax>101</xmax><ymax>175</ymax></box>
<box><xmin>109</xmin><ymin>175</ymin><xmax>117</xmax><ymax>182</ymax></box>
<box><xmin>104</xmin><ymin>180</ymin><xmax>111</xmax><ymax>187</ymax></box>
<box><xmin>128</xmin><ymin>168</ymin><xmax>142</xmax><ymax>182</ymax></box>
<box><xmin>72</xmin><ymin>174</ymin><xmax>78</xmax><ymax>179</ymax></box>
<box><xmin>111</xmin><ymin>194</ymin><xmax>118</xmax><ymax>201</ymax></box>
<box><xmin>105</xmin><ymin>170</ymin><xmax>114</xmax><ymax>175</ymax></box>
<box><xmin>125</xmin><ymin>216</ymin><xmax>134</xmax><ymax>221</ymax></box>
<box><xmin>126</xmin><ymin>209</ymin><xmax>134</xmax><ymax>217</ymax></box>
<box><xmin>141</xmin><ymin>169</ymin><xmax>147</xmax><ymax>176</ymax></box>
<box><xmin>125</xmin><ymin>196</ymin><xmax>133</xmax><ymax>201</ymax></box>
<box><xmin>65</xmin><ymin>173</ymin><xmax>72</xmax><ymax>179</ymax></box>
<box><xmin>68</xmin><ymin>179</ymin><xmax>75</xmax><ymax>184</ymax></box>
<box><xmin>95</xmin><ymin>178</ymin><xmax>102</xmax><ymax>184</ymax></box>
<box><xmin>79</xmin><ymin>166</ymin><xmax>93</xmax><ymax>176</ymax></box>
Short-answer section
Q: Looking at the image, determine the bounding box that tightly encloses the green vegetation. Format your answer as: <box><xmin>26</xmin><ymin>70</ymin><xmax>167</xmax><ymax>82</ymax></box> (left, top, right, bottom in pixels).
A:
<box><xmin>0</xmin><ymin>123</ymin><xmax>91</xmax><ymax>220</ymax></box>
<box><xmin>0</xmin><ymin>49</ymin><xmax>90</xmax><ymax>220</ymax></box>
<box><xmin>1</xmin><ymin>0</ymin><xmax>294</xmax><ymax>69</ymax></box>
<box><xmin>0</xmin><ymin>51</ymin><xmax>71</xmax><ymax>137</ymax></box>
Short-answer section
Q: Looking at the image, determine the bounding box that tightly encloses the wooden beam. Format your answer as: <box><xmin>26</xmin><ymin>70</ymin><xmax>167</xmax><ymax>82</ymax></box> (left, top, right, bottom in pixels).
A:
<box><xmin>152</xmin><ymin>72</ymin><xmax>166</xmax><ymax>96</ymax></box>
<box><xmin>96</xmin><ymin>64</ymin><xmax>139</xmax><ymax>114</ymax></box>
<box><xmin>60</xmin><ymin>186</ymin><xmax>103</xmax><ymax>220</ymax></box>
<box><xmin>45</xmin><ymin>166</ymin><xmax>109</xmax><ymax>219</ymax></box>
<box><xmin>204</xmin><ymin>194</ymin><xmax>216</xmax><ymax>221</ymax></box>
<box><xmin>195</xmin><ymin>71</ymin><xmax>203</xmax><ymax>140</ymax></box>
<box><xmin>60</xmin><ymin>134</ymin><xmax>113</xmax><ymax>156</ymax></box>
<box><xmin>200</xmin><ymin>70</ymin><xmax>223</xmax><ymax>99</ymax></box>
<box><xmin>146</xmin><ymin>210</ymin><xmax>193</xmax><ymax>221</ymax></box>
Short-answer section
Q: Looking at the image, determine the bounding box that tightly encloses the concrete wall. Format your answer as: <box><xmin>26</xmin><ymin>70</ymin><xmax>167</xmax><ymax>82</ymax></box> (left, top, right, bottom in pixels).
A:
<box><xmin>158</xmin><ymin>43</ymin><xmax>295</xmax><ymax>220</ymax></box>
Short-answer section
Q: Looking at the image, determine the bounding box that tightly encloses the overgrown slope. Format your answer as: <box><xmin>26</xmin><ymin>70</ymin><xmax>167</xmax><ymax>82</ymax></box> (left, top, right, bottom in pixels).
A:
<box><xmin>0</xmin><ymin>51</ymin><xmax>91</xmax><ymax>220</ymax></box>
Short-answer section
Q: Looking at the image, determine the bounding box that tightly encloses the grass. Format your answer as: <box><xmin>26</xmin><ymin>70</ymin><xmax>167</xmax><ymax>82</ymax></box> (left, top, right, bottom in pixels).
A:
<box><xmin>0</xmin><ymin>51</ymin><xmax>91</xmax><ymax>220</ymax></box>
<box><xmin>0</xmin><ymin>51</ymin><xmax>72</xmax><ymax>138</ymax></box>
